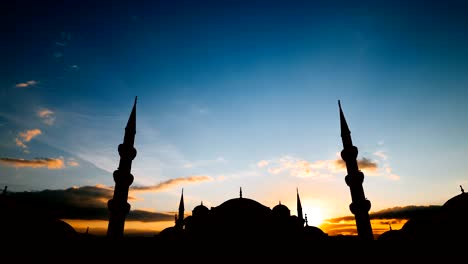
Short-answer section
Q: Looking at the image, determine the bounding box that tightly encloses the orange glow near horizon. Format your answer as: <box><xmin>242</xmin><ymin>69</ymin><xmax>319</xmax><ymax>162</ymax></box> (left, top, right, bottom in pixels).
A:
<box><xmin>320</xmin><ymin>218</ymin><xmax>409</xmax><ymax>238</ymax></box>
<box><xmin>63</xmin><ymin>217</ymin><xmax>409</xmax><ymax>238</ymax></box>
<box><xmin>62</xmin><ymin>219</ymin><xmax>175</xmax><ymax>236</ymax></box>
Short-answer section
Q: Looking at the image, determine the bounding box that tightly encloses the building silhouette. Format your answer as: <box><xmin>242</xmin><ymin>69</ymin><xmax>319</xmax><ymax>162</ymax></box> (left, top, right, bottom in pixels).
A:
<box><xmin>159</xmin><ymin>187</ymin><xmax>327</xmax><ymax>243</ymax></box>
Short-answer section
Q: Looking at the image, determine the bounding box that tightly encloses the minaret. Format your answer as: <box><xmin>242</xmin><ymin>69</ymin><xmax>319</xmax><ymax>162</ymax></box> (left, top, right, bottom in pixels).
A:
<box><xmin>240</xmin><ymin>187</ymin><xmax>243</xmax><ymax>198</ymax></box>
<box><xmin>175</xmin><ymin>189</ymin><xmax>184</xmax><ymax>229</ymax></box>
<box><xmin>296</xmin><ymin>188</ymin><xmax>304</xmax><ymax>225</ymax></box>
<box><xmin>338</xmin><ymin>100</ymin><xmax>373</xmax><ymax>240</ymax></box>
<box><xmin>107</xmin><ymin>97</ymin><xmax>137</xmax><ymax>238</ymax></box>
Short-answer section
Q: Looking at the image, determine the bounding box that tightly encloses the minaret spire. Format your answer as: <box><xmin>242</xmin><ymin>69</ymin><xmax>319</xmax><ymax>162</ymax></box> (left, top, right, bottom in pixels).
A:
<box><xmin>338</xmin><ymin>100</ymin><xmax>373</xmax><ymax>240</ymax></box>
<box><xmin>107</xmin><ymin>97</ymin><xmax>138</xmax><ymax>238</ymax></box>
<box><xmin>297</xmin><ymin>188</ymin><xmax>304</xmax><ymax>225</ymax></box>
<box><xmin>338</xmin><ymin>100</ymin><xmax>352</xmax><ymax>146</ymax></box>
<box><xmin>240</xmin><ymin>187</ymin><xmax>242</xmax><ymax>198</ymax></box>
<box><xmin>176</xmin><ymin>188</ymin><xmax>184</xmax><ymax>229</ymax></box>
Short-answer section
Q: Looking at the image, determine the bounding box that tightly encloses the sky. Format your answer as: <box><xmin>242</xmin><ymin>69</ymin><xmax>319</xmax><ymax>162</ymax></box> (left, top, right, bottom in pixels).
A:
<box><xmin>2</xmin><ymin>0</ymin><xmax>468</xmax><ymax>236</ymax></box>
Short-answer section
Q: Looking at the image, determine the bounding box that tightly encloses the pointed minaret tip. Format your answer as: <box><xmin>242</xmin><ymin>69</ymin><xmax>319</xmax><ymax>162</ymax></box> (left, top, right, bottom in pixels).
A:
<box><xmin>125</xmin><ymin>97</ymin><xmax>137</xmax><ymax>133</ymax></box>
<box><xmin>338</xmin><ymin>100</ymin><xmax>352</xmax><ymax>139</ymax></box>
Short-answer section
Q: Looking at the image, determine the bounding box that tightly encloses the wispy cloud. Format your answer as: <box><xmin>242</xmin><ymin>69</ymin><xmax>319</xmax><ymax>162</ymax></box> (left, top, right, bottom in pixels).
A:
<box><xmin>0</xmin><ymin>157</ymin><xmax>65</xmax><ymax>169</ymax></box>
<box><xmin>258</xmin><ymin>156</ymin><xmax>334</xmax><ymax>179</ymax></box>
<box><xmin>15</xmin><ymin>129</ymin><xmax>41</xmax><ymax>149</ymax></box>
<box><xmin>373</xmin><ymin>150</ymin><xmax>387</xmax><ymax>160</ymax></box>
<box><xmin>372</xmin><ymin>149</ymin><xmax>401</xmax><ymax>180</ymax></box>
<box><xmin>131</xmin><ymin>175</ymin><xmax>213</xmax><ymax>192</ymax></box>
<box><xmin>18</xmin><ymin>129</ymin><xmax>41</xmax><ymax>142</ymax></box>
<box><xmin>258</xmin><ymin>155</ymin><xmax>379</xmax><ymax>179</ymax></box>
<box><xmin>67</xmin><ymin>160</ymin><xmax>79</xmax><ymax>167</ymax></box>
<box><xmin>37</xmin><ymin>108</ymin><xmax>55</xmax><ymax>125</ymax></box>
<box><xmin>15</xmin><ymin>80</ymin><xmax>38</xmax><ymax>88</ymax></box>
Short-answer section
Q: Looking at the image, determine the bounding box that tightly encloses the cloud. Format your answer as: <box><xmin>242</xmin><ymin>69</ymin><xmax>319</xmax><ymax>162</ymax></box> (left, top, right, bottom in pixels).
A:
<box><xmin>257</xmin><ymin>156</ymin><xmax>334</xmax><ymax>179</ymax></box>
<box><xmin>372</xmin><ymin>150</ymin><xmax>401</xmax><ymax>180</ymax></box>
<box><xmin>320</xmin><ymin>205</ymin><xmax>441</xmax><ymax>237</ymax></box>
<box><xmin>6</xmin><ymin>186</ymin><xmax>173</xmax><ymax>222</ymax></box>
<box><xmin>334</xmin><ymin>157</ymin><xmax>378</xmax><ymax>172</ymax></box>
<box><xmin>325</xmin><ymin>205</ymin><xmax>441</xmax><ymax>223</ymax></box>
<box><xmin>37</xmin><ymin>108</ymin><xmax>55</xmax><ymax>125</ymax></box>
<box><xmin>131</xmin><ymin>175</ymin><xmax>213</xmax><ymax>192</ymax></box>
<box><xmin>257</xmin><ymin>160</ymin><xmax>269</xmax><ymax>168</ymax></box>
<box><xmin>67</xmin><ymin>160</ymin><xmax>79</xmax><ymax>167</ymax></box>
<box><xmin>258</xmin><ymin>155</ymin><xmax>378</xmax><ymax>179</ymax></box>
<box><xmin>15</xmin><ymin>80</ymin><xmax>38</xmax><ymax>88</ymax></box>
<box><xmin>373</xmin><ymin>150</ymin><xmax>387</xmax><ymax>160</ymax></box>
<box><xmin>15</xmin><ymin>129</ymin><xmax>42</xmax><ymax>149</ymax></box>
<box><xmin>15</xmin><ymin>138</ymin><xmax>27</xmax><ymax>148</ymax></box>
<box><xmin>0</xmin><ymin>157</ymin><xmax>65</xmax><ymax>169</ymax></box>
<box><xmin>18</xmin><ymin>128</ymin><xmax>41</xmax><ymax>142</ymax></box>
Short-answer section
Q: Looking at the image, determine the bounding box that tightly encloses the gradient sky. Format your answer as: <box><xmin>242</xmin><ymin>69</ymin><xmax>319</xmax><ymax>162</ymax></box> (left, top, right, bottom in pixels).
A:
<box><xmin>2</xmin><ymin>0</ymin><xmax>468</xmax><ymax>235</ymax></box>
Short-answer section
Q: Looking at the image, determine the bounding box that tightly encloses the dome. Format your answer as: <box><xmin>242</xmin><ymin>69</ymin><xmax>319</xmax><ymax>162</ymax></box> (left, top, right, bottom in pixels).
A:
<box><xmin>209</xmin><ymin>197</ymin><xmax>271</xmax><ymax>237</ymax></box>
<box><xmin>441</xmin><ymin>192</ymin><xmax>468</xmax><ymax>211</ymax></box>
<box><xmin>192</xmin><ymin>202</ymin><xmax>209</xmax><ymax>217</ymax></box>
<box><xmin>272</xmin><ymin>203</ymin><xmax>290</xmax><ymax>217</ymax></box>
<box><xmin>212</xmin><ymin>197</ymin><xmax>271</xmax><ymax>217</ymax></box>
<box><xmin>400</xmin><ymin>191</ymin><xmax>468</xmax><ymax>240</ymax></box>
<box><xmin>433</xmin><ymin>192</ymin><xmax>468</xmax><ymax>238</ymax></box>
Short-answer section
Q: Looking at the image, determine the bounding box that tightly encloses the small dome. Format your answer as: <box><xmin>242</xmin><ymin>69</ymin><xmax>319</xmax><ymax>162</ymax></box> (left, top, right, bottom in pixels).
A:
<box><xmin>272</xmin><ymin>203</ymin><xmax>290</xmax><ymax>217</ymax></box>
<box><xmin>193</xmin><ymin>202</ymin><xmax>209</xmax><ymax>217</ymax></box>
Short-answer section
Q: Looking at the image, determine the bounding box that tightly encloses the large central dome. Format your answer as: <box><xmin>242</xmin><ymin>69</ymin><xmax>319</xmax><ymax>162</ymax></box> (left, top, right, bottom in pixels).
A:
<box><xmin>211</xmin><ymin>197</ymin><xmax>271</xmax><ymax>217</ymax></box>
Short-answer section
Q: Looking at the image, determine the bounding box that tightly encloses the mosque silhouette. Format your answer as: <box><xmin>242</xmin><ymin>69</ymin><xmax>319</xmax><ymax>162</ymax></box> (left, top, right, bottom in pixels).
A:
<box><xmin>105</xmin><ymin>98</ymin><xmax>468</xmax><ymax>244</ymax></box>
<box><xmin>1</xmin><ymin>98</ymin><xmax>467</xmax><ymax>256</ymax></box>
<box><xmin>104</xmin><ymin>97</ymin><xmax>373</xmax><ymax>243</ymax></box>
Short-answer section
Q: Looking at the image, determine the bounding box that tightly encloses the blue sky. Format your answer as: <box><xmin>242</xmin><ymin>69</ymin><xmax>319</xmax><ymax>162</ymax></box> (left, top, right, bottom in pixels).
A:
<box><xmin>2</xmin><ymin>0</ymin><xmax>468</xmax><ymax>233</ymax></box>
